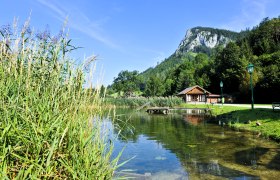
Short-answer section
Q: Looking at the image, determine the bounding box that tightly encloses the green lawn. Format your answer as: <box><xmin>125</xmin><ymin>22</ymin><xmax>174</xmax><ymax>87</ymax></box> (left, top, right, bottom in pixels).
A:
<box><xmin>181</xmin><ymin>103</ymin><xmax>280</xmax><ymax>142</ymax></box>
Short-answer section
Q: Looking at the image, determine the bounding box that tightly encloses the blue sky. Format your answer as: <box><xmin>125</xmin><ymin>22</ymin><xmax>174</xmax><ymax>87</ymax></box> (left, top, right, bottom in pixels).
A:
<box><xmin>1</xmin><ymin>0</ymin><xmax>280</xmax><ymax>86</ymax></box>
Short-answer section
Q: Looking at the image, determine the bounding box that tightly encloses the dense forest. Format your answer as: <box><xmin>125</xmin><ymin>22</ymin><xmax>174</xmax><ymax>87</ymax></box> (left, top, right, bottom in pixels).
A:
<box><xmin>109</xmin><ymin>17</ymin><xmax>280</xmax><ymax>103</ymax></box>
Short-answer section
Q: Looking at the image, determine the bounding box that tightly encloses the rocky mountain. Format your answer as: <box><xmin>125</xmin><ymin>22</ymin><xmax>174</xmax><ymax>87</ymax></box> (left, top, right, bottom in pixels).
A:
<box><xmin>175</xmin><ymin>27</ymin><xmax>240</xmax><ymax>55</ymax></box>
<box><xmin>140</xmin><ymin>27</ymin><xmax>242</xmax><ymax>79</ymax></box>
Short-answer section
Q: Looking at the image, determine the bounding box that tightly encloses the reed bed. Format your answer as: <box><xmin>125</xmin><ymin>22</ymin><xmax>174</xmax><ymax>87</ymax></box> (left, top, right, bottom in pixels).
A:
<box><xmin>0</xmin><ymin>21</ymin><xmax>119</xmax><ymax>179</ymax></box>
<box><xmin>105</xmin><ymin>96</ymin><xmax>183</xmax><ymax>108</ymax></box>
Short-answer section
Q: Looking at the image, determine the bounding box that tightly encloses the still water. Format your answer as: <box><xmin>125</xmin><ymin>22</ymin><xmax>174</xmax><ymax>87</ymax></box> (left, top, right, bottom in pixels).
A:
<box><xmin>105</xmin><ymin>109</ymin><xmax>280</xmax><ymax>179</ymax></box>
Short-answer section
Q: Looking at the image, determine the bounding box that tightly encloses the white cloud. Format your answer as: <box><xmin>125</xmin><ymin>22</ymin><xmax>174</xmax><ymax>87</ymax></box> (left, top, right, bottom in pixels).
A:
<box><xmin>36</xmin><ymin>0</ymin><xmax>120</xmax><ymax>49</ymax></box>
<box><xmin>36</xmin><ymin>0</ymin><xmax>67</xmax><ymax>21</ymax></box>
<box><xmin>222</xmin><ymin>0</ymin><xmax>271</xmax><ymax>31</ymax></box>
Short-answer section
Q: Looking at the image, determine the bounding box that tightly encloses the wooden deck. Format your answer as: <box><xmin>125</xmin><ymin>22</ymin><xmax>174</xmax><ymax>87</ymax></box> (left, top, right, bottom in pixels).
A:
<box><xmin>146</xmin><ymin>107</ymin><xmax>170</xmax><ymax>114</ymax></box>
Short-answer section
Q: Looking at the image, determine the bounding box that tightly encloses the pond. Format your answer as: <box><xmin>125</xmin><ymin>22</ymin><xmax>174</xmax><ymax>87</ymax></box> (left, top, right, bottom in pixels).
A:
<box><xmin>105</xmin><ymin>108</ymin><xmax>280</xmax><ymax>179</ymax></box>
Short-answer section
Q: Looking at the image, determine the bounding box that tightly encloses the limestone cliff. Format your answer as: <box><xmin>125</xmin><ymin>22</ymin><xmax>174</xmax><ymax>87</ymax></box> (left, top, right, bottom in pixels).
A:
<box><xmin>175</xmin><ymin>27</ymin><xmax>239</xmax><ymax>55</ymax></box>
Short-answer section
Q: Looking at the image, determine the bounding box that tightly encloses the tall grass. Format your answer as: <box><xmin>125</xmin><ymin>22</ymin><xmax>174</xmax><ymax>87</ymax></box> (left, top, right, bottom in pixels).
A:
<box><xmin>105</xmin><ymin>96</ymin><xmax>183</xmax><ymax>108</ymax></box>
<box><xmin>0</xmin><ymin>21</ymin><xmax>119</xmax><ymax>178</ymax></box>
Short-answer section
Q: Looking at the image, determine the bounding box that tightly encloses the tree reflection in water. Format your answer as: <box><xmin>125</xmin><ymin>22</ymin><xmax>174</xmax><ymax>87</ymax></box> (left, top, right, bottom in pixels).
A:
<box><xmin>109</xmin><ymin>108</ymin><xmax>280</xmax><ymax>179</ymax></box>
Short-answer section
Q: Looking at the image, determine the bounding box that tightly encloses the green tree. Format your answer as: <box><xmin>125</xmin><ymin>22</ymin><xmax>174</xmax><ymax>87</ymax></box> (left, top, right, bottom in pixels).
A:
<box><xmin>144</xmin><ymin>75</ymin><xmax>165</xmax><ymax>97</ymax></box>
<box><xmin>163</xmin><ymin>78</ymin><xmax>175</xmax><ymax>96</ymax></box>
<box><xmin>193</xmin><ymin>53</ymin><xmax>210</xmax><ymax>87</ymax></box>
<box><xmin>249</xmin><ymin>17</ymin><xmax>280</xmax><ymax>55</ymax></box>
<box><xmin>169</xmin><ymin>60</ymin><xmax>195</xmax><ymax>93</ymax></box>
<box><xmin>255</xmin><ymin>51</ymin><xmax>280</xmax><ymax>102</ymax></box>
<box><xmin>112</xmin><ymin>70</ymin><xmax>141</xmax><ymax>96</ymax></box>
<box><xmin>193</xmin><ymin>53</ymin><xmax>208</xmax><ymax>68</ymax></box>
<box><xmin>214</xmin><ymin>42</ymin><xmax>248</xmax><ymax>93</ymax></box>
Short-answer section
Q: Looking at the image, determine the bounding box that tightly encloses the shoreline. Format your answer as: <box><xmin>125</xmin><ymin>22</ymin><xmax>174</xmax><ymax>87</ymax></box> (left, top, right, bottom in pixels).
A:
<box><xmin>182</xmin><ymin>103</ymin><xmax>280</xmax><ymax>143</ymax></box>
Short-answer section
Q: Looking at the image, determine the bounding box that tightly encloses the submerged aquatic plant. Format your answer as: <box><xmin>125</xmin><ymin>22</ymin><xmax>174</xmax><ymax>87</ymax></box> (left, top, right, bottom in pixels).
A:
<box><xmin>0</xmin><ymin>19</ymin><xmax>120</xmax><ymax>179</ymax></box>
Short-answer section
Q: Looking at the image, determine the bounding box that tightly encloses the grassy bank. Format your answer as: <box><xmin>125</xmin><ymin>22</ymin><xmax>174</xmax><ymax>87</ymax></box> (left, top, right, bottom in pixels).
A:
<box><xmin>0</xmin><ymin>22</ymin><xmax>119</xmax><ymax>178</ymax></box>
<box><xmin>105</xmin><ymin>96</ymin><xmax>183</xmax><ymax>108</ymax></box>
<box><xmin>182</xmin><ymin>103</ymin><xmax>280</xmax><ymax>142</ymax></box>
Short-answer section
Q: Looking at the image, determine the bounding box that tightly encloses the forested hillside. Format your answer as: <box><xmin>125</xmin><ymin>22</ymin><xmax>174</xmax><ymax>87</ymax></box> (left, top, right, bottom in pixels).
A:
<box><xmin>140</xmin><ymin>27</ymin><xmax>240</xmax><ymax>80</ymax></box>
<box><xmin>109</xmin><ymin>17</ymin><xmax>280</xmax><ymax>103</ymax></box>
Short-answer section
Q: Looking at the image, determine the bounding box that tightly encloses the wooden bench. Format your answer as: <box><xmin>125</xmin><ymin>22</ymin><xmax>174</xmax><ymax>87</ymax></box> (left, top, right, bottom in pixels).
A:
<box><xmin>272</xmin><ymin>102</ymin><xmax>280</xmax><ymax>111</ymax></box>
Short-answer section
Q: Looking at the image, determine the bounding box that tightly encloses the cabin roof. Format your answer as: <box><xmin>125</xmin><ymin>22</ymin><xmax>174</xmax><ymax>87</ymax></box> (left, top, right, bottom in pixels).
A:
<box><xmin>177</xmin><ymin>85</ymin><xmax>211</xmax><ymax>95</ymax></box>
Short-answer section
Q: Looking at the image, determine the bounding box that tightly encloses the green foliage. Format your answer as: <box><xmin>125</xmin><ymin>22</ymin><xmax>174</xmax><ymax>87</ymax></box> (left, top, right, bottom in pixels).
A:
<box><xmin>112</xmin><ymin>70</ymin><xmax>141</xmax><ymax>96</ymax></box>
<box><xmin>144</xmin><ymin>76</ymin><xmax>165</xmax><ymax>96</ymax></box>
<box><xmin>110</xmin><ymin>17</ymin><xmax>280</xmax><ymax>103</ymax></box>
<box><xmin>254</xmin><ymin>51</ymin><xmax>280</xmax><ymax>102</ymax></box>
<box><xmin>140</xmin><ymin>54</ymin><xmax>186</xmax><ymax>79</ymax></box>
<box><xmin>0</xmin><ymin>22</ymin><xmax>118</xmax><ymax>178</ymax></box>
<box><xmin>257</xmin><ymin>51</ymin><xmax>280</xmax><ymax>88</ymax></box>
<box><xmin>213</xmin><ymin>42</ymin><xmax>249</xmax><ymax>93</ymax></box>
<box><xmin>249</xmin><ymin>17</ymin><xmax>280</xmax><ymax>55</ymax></box>
<box><xmin>161</xmin><ymin>53</ymin><xmax>211</xmax><ymax>95</ymax></box>
<box><xmin>207</xmin><ymin>17</ymin><xmax>280</xmax><ymax>102</ymax></box>
<box><xmin>105</xmin><ymin>96</ymin><xmax>183</xmax><ymax>108</ymax></box>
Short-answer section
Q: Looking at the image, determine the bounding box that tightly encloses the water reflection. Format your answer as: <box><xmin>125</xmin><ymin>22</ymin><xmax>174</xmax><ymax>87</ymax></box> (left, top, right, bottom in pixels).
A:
<box><xmin>109</xmin><ymin>108</ymin><xmax>280</xmax><ymax>179</ymax></box>
<box><xmin>183</xmin><ymin>109</ymin><xmax>208</xmax><ymax>125</ymax></box>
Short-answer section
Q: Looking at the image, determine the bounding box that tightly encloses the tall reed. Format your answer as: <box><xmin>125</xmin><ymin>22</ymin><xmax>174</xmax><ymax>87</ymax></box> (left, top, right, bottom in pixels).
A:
<box><xmin>0</xmin><ymin>20</ymin><xmax>119</xmax><ymax>179</ymax></box>
<box><xmin>105</xmin><ymin>96</ymin><xmax>183</xmax><ymax>108</ymax></box>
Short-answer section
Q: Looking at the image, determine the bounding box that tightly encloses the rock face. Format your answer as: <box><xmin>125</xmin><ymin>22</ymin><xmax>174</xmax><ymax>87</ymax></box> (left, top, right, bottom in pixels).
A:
<box><xmin>175</xmin><ymin>27</ymin><xmax>237</xmax><ymax>55</ymax></box>
<box><xmin>139</xmin><ymin>26</ymin><xmax>240</xmax><ymax>79</ymax></box>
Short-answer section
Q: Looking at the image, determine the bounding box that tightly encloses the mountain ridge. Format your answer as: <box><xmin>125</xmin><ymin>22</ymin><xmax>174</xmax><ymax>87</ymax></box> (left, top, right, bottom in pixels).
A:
<box><xmin>175</xmin><ymin>26</ymin><xmax>239</xmax><ymax>55</ymax></box>
<box><xmin>140</xmin><ymin>26</ymin><xmax>241</xmax><ymax>79</ymax></box>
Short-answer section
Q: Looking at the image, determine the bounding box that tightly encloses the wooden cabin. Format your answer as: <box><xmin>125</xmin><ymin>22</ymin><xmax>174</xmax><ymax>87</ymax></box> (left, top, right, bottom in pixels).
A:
<box><xmin>177</xmin><ymin>85</ymin><xmax>220</xmax><ymax>103</ymax></box>
<box><xmin>207</xmin><ymin>94</ymin><xmax>220</xmax><ymax>103</ymax></box>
